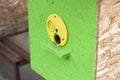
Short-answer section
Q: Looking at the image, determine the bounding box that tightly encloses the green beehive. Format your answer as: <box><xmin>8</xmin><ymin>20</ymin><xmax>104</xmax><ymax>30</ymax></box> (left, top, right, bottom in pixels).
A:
<box><xmin>28</xmin><ymin>0</ymin><xmax>97</xmax><ymax>80</ymax></box>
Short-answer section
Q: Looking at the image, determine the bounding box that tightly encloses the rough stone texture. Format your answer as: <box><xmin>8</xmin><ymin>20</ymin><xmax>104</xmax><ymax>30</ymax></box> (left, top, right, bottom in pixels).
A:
<box><xmin>97</xmin><ymin>0</ymin><xmax>120</xmax><ymax>80</ymax></box>
<box><xmin>0</xmin><ymin>0</ymin><xmax>28</xmax><ymax>38</ymax></box>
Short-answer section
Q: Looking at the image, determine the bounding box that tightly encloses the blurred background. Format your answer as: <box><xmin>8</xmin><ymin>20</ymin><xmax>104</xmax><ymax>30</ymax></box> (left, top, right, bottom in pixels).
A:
<box><xmin>0</xmin><ymin>0</ymin><xmax>44</xmax><ymax>80</ymax></box>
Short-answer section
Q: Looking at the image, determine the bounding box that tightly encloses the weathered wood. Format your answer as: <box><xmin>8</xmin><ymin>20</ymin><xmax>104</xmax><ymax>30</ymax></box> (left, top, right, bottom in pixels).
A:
<box><xmin>0</xmin><ymin>42</ymin><xmax>29</xmax><ymax>80</ymax></box>
<box><xmin>0</xmin><ymin>0</ymin><xmax>28</xmax><ymax>38</ymax></box>
<box><xmin>0</xmin><ymin>44</ymin><xmax>21</xmax><ymax>65</ymax></box>
<box><xmin>97</xmin><ymin>0</ymin><xmax>120</xmax><ymax>80</ymax></box>
<box><xmin>2</xmin><ymin>38</ymin><xmax>30</xmax><ymax>62</ymax></box>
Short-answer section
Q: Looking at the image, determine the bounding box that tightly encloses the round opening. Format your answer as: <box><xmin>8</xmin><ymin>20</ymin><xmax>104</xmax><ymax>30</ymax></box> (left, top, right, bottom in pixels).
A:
<box><xmin>54</xmin><ymin>34</ymin><xmax>61</xmax><ymax>44</ymax></box>
<box><xmin>56</xmin><ymin>29</ymin><xmax>58</xmax><ymax>32</ymax></box>
<box><xmin>54</xmin><ymin>16</ymin><xmax>56</xmax><ymax>18</ymax></box>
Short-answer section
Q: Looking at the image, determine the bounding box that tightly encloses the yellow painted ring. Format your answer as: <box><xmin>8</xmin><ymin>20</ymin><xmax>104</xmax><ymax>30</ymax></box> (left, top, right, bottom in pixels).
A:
<box><xmin>46</xmin><ymin>14</ymin><xmax>68</xmax><ymax>46</ymax></box>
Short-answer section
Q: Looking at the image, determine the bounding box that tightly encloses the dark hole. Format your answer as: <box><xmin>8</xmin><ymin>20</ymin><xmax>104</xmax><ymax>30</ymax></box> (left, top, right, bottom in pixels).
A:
<box><xmin>54</xmin><ymin>34</ymin><xmax>61</xmax><ymax>44</ymax></box>
<box><xmin>52</xmin><ymin>0</ymin><xmax>54</xmax><ymax>5</ymax></box>
<box><xmin>56</xmin><ymin>29</ymin><xmax>58</xmax><ymax>32</ymax></box>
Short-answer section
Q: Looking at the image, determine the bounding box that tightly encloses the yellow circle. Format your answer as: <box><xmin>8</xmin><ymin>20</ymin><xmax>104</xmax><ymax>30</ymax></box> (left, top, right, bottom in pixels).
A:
<box><xmin>46</xmin><ymin>14</ymin><xmax>68</xmax><ymax>46</ymax></box>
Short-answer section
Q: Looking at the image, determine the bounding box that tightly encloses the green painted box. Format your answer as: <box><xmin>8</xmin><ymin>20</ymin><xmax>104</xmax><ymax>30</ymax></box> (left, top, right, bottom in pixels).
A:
<box><xmin>28</xmin><ymin>0</ymin><xmax>97</xmax><ymax>80</ymax></box>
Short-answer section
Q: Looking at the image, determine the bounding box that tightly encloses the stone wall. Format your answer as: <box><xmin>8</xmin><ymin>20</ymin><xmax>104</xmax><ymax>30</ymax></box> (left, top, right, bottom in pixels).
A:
<box><xmin>97</xmin><ymin>0</ymin><xmax>120</xmax><ymax>80</ymax></box>
<box><xmin>0</xmin><ymin>0</ymin><xmax>28</xmax><ymax>38</ymax></box>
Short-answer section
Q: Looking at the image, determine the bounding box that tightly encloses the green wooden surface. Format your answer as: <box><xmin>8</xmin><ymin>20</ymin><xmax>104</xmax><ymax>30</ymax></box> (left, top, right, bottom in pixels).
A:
<box><xmin>28</xmin><ymin>0</ymin><xmax>97</xmax><ymax>80</ymax></box>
